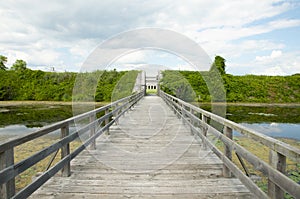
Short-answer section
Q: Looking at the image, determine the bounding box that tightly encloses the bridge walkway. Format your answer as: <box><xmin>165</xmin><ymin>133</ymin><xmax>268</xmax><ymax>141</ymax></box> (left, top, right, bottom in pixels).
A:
<box><xmin>31</xmin><ymin>96</ymin><xmax>253</xmax><ymax>198</ymax></box>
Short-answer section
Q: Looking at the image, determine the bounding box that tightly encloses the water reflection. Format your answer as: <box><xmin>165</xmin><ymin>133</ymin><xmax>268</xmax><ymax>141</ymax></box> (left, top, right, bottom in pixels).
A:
<box><xmin>200</xmin><ymin>104</ymin><xmax>300</xmax><ymax>140</ymax></box>
<box><xmin>234</xmin><ymin>123</ymin><xmax>300</xmax><ymax>140</ymax></box>
<box><xmin>0</xmin><ymin>125</ymin><xmax>41</xmax><ymax>135</ymax></box>
<box><xmin>0</xmin><ymin>104</ymin><xmax>73</xmax><ymax>128</ymax></box>
<box><xmin>0</xmin><ymin>124</ymin><xmax>79</xmax><ymax>144</ymax></box>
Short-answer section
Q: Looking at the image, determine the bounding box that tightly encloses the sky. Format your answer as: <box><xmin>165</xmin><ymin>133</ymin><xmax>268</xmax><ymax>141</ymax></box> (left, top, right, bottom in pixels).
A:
<box><xmin>1</xmin><ymin>0</ymin><xmax>300</xmax><ymax>75</ymax></box>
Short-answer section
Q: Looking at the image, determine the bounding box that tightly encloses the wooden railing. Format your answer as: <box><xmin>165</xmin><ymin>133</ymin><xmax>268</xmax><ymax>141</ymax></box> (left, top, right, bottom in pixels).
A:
<box><xmin>160</xmin><ymin>91</ymin><xmax>300</xmax><ymax>199</ymax></box>
<box><xmin>0</xmin><ymin>91</ymin><xmax>144</xmax><ymax>199</ymax></box>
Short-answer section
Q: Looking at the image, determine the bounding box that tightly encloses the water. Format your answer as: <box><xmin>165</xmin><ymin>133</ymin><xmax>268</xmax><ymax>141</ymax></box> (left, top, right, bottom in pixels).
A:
<box><xmin>0</xmin><ymin>104</ymin><xmax>73</xmax><ymax>128</ymax></box>
<box><xmin>0</xmin><ymin>104</ymin><xmax>74</xmax><ymax>143</ymax></box>
<box><xmin>230</xmin><ymin>105</ymin><xmax>300</xmax><ymax>140</ymax></box>
<box><xmin>200</xmin><ymin>104</ymin><xmax>300</xmax><ymax>140</ymax></box>
<box><xmin>0</xmin><ymin>103</ymin><xmax>300</xmax><ymax>142</ymax></box>
<box><xmin>239</xmin><ymin>123</ymin><xmax>300</xmax><ymax>140</ymax></box>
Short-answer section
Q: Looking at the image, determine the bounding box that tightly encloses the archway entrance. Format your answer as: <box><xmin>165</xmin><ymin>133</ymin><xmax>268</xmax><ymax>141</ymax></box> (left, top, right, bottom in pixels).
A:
<box><xmin>146</xmin><ymin>75</ymin><xmax>159</xmax><ymax>95</ymax></box>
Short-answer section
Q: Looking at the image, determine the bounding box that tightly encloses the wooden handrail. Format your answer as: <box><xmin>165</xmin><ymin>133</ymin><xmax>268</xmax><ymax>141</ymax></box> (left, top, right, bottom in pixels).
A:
<box><xmin>0</xmin><ymin>91</ymin><xmax>144</xmax><ymax>199</ymax></box>
<box><xmin>160</xmin><ymin>91</ymin><xmax>300</xmax><ymax>162</ymax></box>
<box><xmin>159</xmin><ymin>90</ymin><xmax>300</xmax><ymax>199</ymax></box>
<box><xmin>0</xmin><ymin>93</ymin><xmax>137</xmax><ymax>153</ymax></box>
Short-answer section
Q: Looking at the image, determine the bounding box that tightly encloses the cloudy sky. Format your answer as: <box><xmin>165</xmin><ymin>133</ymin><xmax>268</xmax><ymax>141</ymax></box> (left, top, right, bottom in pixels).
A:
<box><xmin>1</xmin><ymin>0</ymin><xmax>300</xmax><ymax>75</ymax></box>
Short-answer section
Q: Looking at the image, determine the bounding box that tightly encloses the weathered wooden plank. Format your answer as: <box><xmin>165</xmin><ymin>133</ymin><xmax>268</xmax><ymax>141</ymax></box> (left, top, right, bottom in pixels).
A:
<box><xmin>39</xmin><ymin>178</ymin><xmax>247</xmax><ymax>187</ymax></box>
<box><xmin>33</xmin><ymin>185</ymin><xmax>251</xmax><ymax>197</ymax></box>
<box><xmin>30</xmin><ymin>193</ymin><xmax>253</xmax><ymax>199</ymax></box>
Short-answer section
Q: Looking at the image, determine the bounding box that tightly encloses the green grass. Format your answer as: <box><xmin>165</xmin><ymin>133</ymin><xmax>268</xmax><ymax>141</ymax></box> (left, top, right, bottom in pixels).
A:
<box><xmin>146</xmin><ymin>89</ymin><xmax>157</xmax><ymax>95</ymax></box>
<box><xmin>215</xmin><ymin>136</ymin><xmax>300</xmax><ymax>197</ymax></box>
<box><xmin>13</xmin><ymin>137</ymin><xmax>82</xmax><ymax>192</ymax></box>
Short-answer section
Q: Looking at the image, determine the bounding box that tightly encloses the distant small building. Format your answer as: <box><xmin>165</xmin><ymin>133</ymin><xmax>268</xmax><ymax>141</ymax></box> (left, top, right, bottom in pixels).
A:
<box><xmin>146</xmin><ymin>76</ymin><xmax>158</xmax><ymax>90</ymax></box>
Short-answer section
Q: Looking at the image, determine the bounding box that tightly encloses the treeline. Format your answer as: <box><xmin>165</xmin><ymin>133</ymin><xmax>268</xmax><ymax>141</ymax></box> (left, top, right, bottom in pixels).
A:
<box><xmin>160</xmin><ymin>70</ymin><xmax>300</xmax><ymax>103</ymax></box>
<box><xmin>160</xmin><ymin>55</ymin><xmax>300</xmax><ymax>103</ymax></box>
<box><xmin>0</xmin><ymin>69</ymin><xmax>138</xmax><ymax>102</ymax></box>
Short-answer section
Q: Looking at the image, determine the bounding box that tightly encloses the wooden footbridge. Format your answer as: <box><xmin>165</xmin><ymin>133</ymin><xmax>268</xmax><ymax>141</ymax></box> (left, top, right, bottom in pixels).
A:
<box><xmin>1</xmin><ymin>90</ymin><xmax>300</xmax><ymax>198</ymax></box>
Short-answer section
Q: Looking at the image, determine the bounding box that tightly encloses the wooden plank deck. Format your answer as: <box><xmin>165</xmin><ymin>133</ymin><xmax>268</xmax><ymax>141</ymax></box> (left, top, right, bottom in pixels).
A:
<box><xmin>30</xmin><ymin>96</ymin><xmax>254</xmax><ymax>198</ymax></box>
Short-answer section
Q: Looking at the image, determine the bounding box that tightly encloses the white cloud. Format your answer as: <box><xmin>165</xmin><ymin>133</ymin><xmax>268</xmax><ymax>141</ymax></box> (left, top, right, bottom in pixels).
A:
<box><xmin>113</xmin><ymin>49</ymin><xmax>194</xmax><ymax>71</ymax></box>
<box><xmin>5</xmin><ymin>49</ymin><xmax>61</xmax><ymax>68</ymax></box>
<box><xmin>270</xmin><ymin>50</ymin><xmax>283</xmax><ymax>58</ymax></box>
<box><xmin>0</xmin><ymin>0</ymin><xmax>299</xmax><ymax>75</ymax></box>
<box><xmin>230</xmin><ymin>50</ymin><xmax>300</xmax><ymax>76</ymax></box>
<box><xmin>255</xmin><ymin>50</ymin><xmax>282</xmax><ymax>62</ymax></box>
<box><xmin>115</xmin><ymin>51</ymin><xmax>147</xmax><ymax>65</ymax></box>
<box><xmin>69</xmin><ymin>39</ymin><xmax>97</xmax><ymax>58</ymax></box>
<box><xmin>193</xmin><ymin>19</ymin><xmax>300</xmax><ymax>44</ymax></box>
<box><xmin>256</xmin><ymin>66</ymin><xmax>287</xmax><ymax>76</ymax></box>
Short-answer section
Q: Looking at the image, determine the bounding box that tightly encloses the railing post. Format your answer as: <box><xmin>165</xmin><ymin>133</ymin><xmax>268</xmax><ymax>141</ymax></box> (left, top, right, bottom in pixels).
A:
<box><xmin>105</xmin><ymin>108</ymin><xmax>110</xmax><ymax>135</ymax></box>
<box><xmin>181</xmin><ymin>103</ymin><xmax>185</xmax><ymax>123</ymax></box>
<box><xmin>130</xmin><ymin>95</ymin><xmax>134</xmax><ymax>109</ymax></box>
<box><xmin>0</xmin><ymin>148</ymin><xmax>15</xmax><ymax>199</ymax></box>
<box><xmin>223</xmin><ymin>126</ymin><xmax>232</xmax><ymax>177</ymax></box>
<box><xmin>268</xmin><ymin>150</ymin><xmax>286</xmax><ymax>199</ymax></box>
<box><xmin>114</xmin><ymin>103</ymin><xmax>119</xmax><ymax>125</ymax></box>
<box><xmin>127</xmin><ymin>97</ymin><xmax>131</xmax><ymax>111</ymax></box>
<box><xmin>89</xmin><ymin>113</ymin><xmax>96</xmax><ymax>150</ymax></box>
<box><xmin>190</xmin><ymin>108</ymin><xmax>194</xmax><ymax>126</ymax></box>
<box><xmin>61</xmin><ymin>124</ymin><xmax>71</xmax><ymax>177</ymax></box>
<box><xmin>172</xmin><ymin>99</ymin><xmax>176</xmax><ymax>114</ymax></box>
<box><xmin>201</xmin><ymin>114</ymin><xmax>208</xmax><ymax>150</ymax></box>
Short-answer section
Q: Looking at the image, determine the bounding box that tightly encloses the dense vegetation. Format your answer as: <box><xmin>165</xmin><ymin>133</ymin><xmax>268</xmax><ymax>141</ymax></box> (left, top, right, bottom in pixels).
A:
<box><xmin>1</xmin><ymin>54</ymin><xmax>299</xmax><ymax>103</ymax></box>
<box><xmin>224</xmin><ymin>74</ymin><xmax>300</xmax><ymax>102</ymax></box>
<box><xmin>0</xmin><ymin>68</ymin><xmax>138</xmax><ymax>102</ymax></box>
<box><xmin>160</xmin><ymin>56</ymin><xmax>300</xmax><ymax>103</ymax></box>
<box><xmin>163</xmin><ymin>71</ymin><xmax>300</xmax><ymax>103</ymax></box>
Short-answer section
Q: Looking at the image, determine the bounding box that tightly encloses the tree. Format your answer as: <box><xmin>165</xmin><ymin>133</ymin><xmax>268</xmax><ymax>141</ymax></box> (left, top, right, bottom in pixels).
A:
<box><xmin>213</xmin><ymin>55</ymin><xmax>226</xmax><ymax>75</ymax></box>
<box><xmin>0</xmin><ymin>55</ymin><xmax>8</xmax><ymax>70</ymax></box>
<box><xmin>11</xmin><ymin>59</ymin><xmax>27</xmax><ymax>71</ymax></box>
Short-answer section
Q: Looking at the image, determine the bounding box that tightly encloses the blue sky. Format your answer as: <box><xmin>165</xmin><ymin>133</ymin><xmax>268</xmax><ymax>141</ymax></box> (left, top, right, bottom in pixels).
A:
<box><xmin>0</xmin><ymin>0</ymin><xmax>300</xmax><ymax>75</ymax></box>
